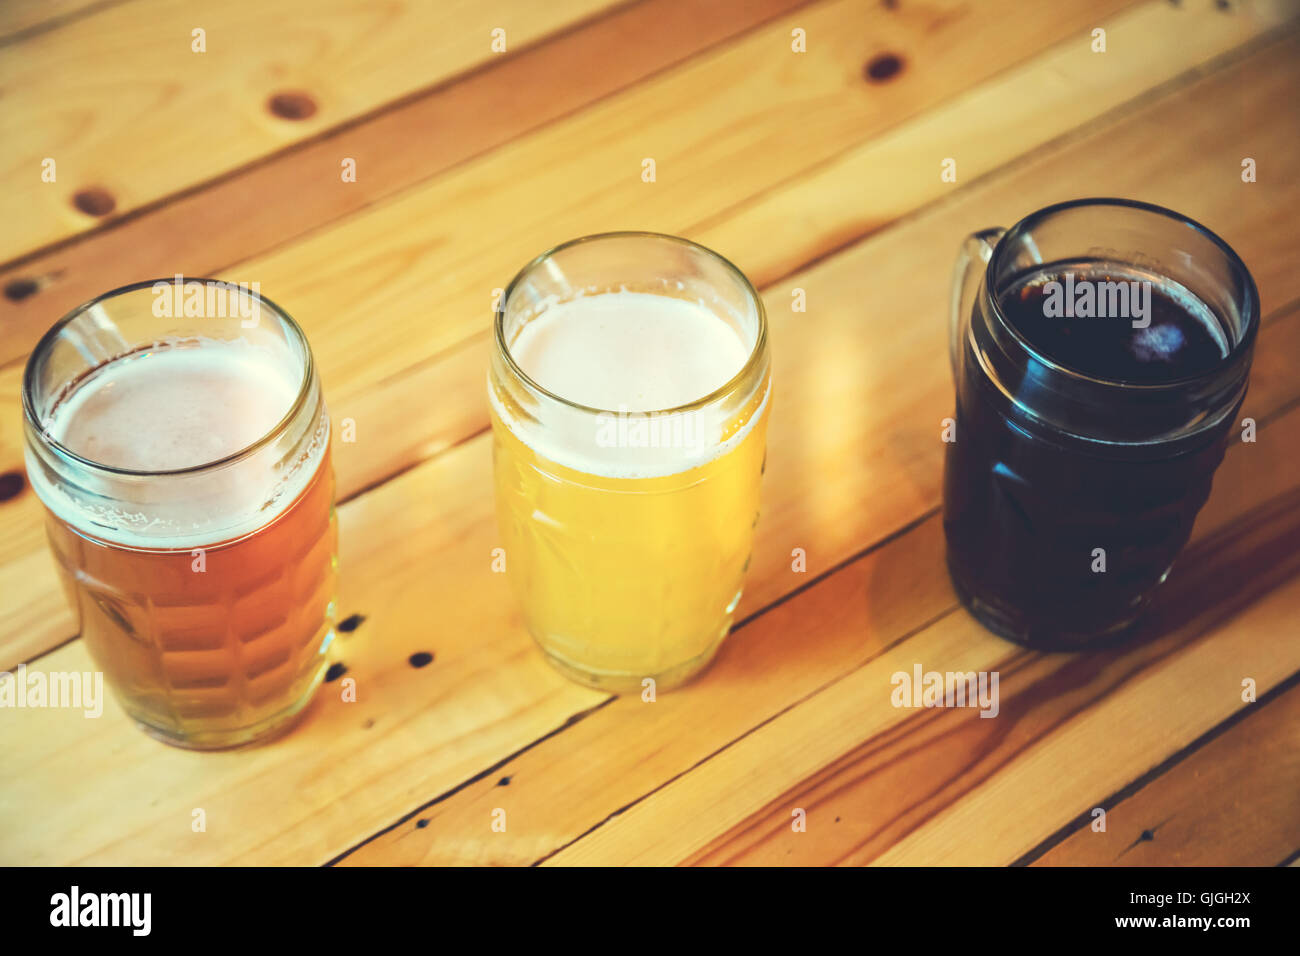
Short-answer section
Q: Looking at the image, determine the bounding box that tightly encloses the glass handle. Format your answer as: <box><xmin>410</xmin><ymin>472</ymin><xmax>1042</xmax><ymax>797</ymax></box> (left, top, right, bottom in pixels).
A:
<box><xmin>950</xmin><ymin>227</ymin><xmax>1005</xmax><ymax>379</ymax></box>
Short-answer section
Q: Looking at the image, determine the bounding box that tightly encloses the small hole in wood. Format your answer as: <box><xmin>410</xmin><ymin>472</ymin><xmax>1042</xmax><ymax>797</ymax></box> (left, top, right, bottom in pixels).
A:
<box><xmin>0</xmin><ymin>472</ymin><xmax>24</xmax><ymax>502</ymax></box>
<box><xmin>864</xmin><ymin>53</ymin><xmax>904</xmax><ymax>83</ymax></box>
<box><xmin>72</xmin><ymin>187</ymin><xmax>116</xmax><ymax>217</ymax></box>
<box><xmin>268</xmin><ymin>91</ymin><xmax>318</xmax><ymax>120</ymax></box>
<box><xmin>3</xmin><ymin>278</ymin><xmax>38</xmax><ymax>302</ymax></box>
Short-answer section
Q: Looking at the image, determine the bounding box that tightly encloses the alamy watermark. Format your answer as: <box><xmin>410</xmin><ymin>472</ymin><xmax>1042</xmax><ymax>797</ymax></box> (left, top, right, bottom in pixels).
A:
<box><xmin>150</xmin><ymin>274</ymin><xmax>262</xmax><ymax>328</ymax></box>
<box><xmin>595</xmin><ymin>406</ymin><xmax>707</xmax><ymax>450</ymax></box>
<box><xmin>50</xmin><ymin>886</ymin><xmax>150</xmax><ymax>936</ymax></box>
<box><xmin>891</xmin><ymin>664</ymin><xmax>999</xmax><ymax>718</ymax></box>
<box><xmin>0</xmin><ymin>664</ymin><xmax>103</xmax><ymax>718</ymax></box>
<box><xmin>1041</xmin><ymin>272</ymin><xmax>1151</xmax><ymax>328</ymax></box>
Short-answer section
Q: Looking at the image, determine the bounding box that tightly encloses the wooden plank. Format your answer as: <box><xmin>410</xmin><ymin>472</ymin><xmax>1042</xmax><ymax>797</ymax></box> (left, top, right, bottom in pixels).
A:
<box><xmin>6</xmin><ymin>0</ymin><xmax>1287</xmax><ymax>364</ymax></box>
<box><xmin>0</xmin><ymin>0</ymin><xmax>1163</xmax><ymax>381</ymax></box>
<box><xmin>1</xmin><ymin>1</ymin><xmax>1286</xmax><ymax>669</ymax></box>
<box><xmin>0</xmin><ymin>437</ymin><xmax>608</xmax><ymax>865</ymax></box>
<box><xmin>339</xmin><ymin>507</ymin><xmax>958</xmax><ymax>865</ymax></box>
<box><xmin>0</xmin><ymin>0</ymin><xmax>129</xmax><ymax>43</ymax></box>
<box><xmin>696</xmin><ymin>0</ymin><xmax>1300</xmax><ymax>286</ymax></box>
<box><xmin>333</xmin><ymin>36</ymin><xmax>1300</xmax><ymax>862</ymax></box>
<box><xmin>869</xmin><ymin>551</ymin><xmax>1300</xmax><ymax>865</ymax></box>
<box><xmin>543</xmin><ymin>407</ymin><xmax>1300</xmax><ymax>865</ymax></box>
<box><xmin>1030</xmin><ymin>679</ymin><xmax>1300</xmax><ymax>866</ymax></box>
<box><xmin>0</xmin><ymin>0</ymin><xmax>621</xmax><ymax>262</ymax></box>
<box><xmin>190</xmin><ymin>0</ymin><xmax>1163</xmax><ymax>397</ymax></box>
<box><xmin>0</xmin><ymin>0</ymin><xmax>812</xmax><ymax>365</ymax></box>
<box><xmin>340</xmin><ymin>313</ymin><xmax>1300</xmax><ymax>864</ymax></box>
<box><xmin>679</xmin><ymin>317</ymin><xmax>1300</xmax><ymax>867</ymax></box>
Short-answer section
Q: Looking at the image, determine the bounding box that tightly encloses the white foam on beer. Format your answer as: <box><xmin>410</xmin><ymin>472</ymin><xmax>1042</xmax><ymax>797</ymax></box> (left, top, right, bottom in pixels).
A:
<box><xmin>29</xmin><ymin>339</ymin><xmax>326</xmax><ymax>550</ymax></box>
<box><xmin>492</xmin><ymin>291</ymin><xmax>768</xmax><ymax>479</ymax></box>
<box><xmin>510</xmin><ymin>292</ymin><xmax>751</xmax><ymax>412</ymax></box>
<box><xmin>53</xmin><ymin>346</ymin><xmax>296</xmax><ymax>471</ymax></box>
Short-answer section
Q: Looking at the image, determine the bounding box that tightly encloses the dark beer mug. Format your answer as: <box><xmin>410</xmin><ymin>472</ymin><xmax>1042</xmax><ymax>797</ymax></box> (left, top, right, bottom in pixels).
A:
<box><xmin>944</xmin><ymin>198</ymin><xmax>1258</xmax><ymax>649</ymax></box>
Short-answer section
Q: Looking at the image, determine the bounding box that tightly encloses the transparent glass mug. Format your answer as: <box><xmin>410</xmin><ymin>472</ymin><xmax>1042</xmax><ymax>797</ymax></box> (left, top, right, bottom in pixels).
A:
<box><xmin>22</xmin><ymin>279</ymin><xmax>337</xmax><ymax>749</ymax></box>
<box><xmin>944</xmin><ymin>199</ymin><xmax>1258</xmax><ymax>649</ymax></box>
<box><xmin>488</xmin><ymin>233</ymin><xmax>771</xmax><ymax>692</ymax></box>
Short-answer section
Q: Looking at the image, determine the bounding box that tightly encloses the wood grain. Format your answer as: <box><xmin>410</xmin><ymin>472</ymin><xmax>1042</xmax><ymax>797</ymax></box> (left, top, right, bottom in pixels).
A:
<box><xmin>197</xmin><ymin>0</ymin><xmax>1142</xmax><ymax>396</ymax></box>
<box><xmin>337</xmin><ymin>39</ymin><xmax>1300</xmax><ymax>862</ymax></box>
<box><xmin>1031</xmin><ymin>678</ymin><xmax>1300</xmax><ymax>866</ymax></box>
<box><xmin>697</xmin><ymin>0</ymin><xmax>1300</xmax><ymax>286</ymax></box>
<box><xmin>543</xmin><ymin>399</ymin><xmax>1300</xmax><ymax>865</ymax></box>
<box><xmin>0</xmin><ymin>2</ymin><xmax>1294</xmax><ymax>868</ymax></box>
<box><xmin>341</xmin><ymin>307</ymin><xmax>1300</xmax><ymax>865</ymax></box>
<box><xmin>0</xmin><ymin>0</ymin><xmax>130</xmax><ymax>43</ymax></box>
<box><xmin>0</xmin><ymin>436</ymin><xmax>607</xmax><ymax>864</ymax></box>
<box><xmin>2</xmin><ymin>1</ymin><xmax>1285</xmax><ymax>670</ymax></box>
<box><xmin>0</xmin><ymin>0</ymin><xmax>811</xmax><ymax>365</ymax></box>
<box><xmin>0</xmin><ymin>0</ymin><xmax>621</xmax><ymax>261</ymax></box>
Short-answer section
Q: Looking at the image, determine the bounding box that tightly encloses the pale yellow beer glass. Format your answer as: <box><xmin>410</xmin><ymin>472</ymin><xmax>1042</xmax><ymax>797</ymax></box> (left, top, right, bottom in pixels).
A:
<box><xmin>488</xmin><ymin>233</ymin><xmax>771</xmax><ymax>692</ymax></box>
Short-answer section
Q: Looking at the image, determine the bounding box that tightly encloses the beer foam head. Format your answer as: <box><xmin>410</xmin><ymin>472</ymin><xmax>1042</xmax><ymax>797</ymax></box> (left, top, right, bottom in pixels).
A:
<box><xmin>28</xmin><ymin>338</ymin><xmax>326</xmax><ymax>549</ymax></box>
<box><xmin>492</xmin><ymin>291</ymin><xmax>768</xmax><ymax>479</ymax></box>
<box><xmin>51</xmin><ymin>344</ymin><xmax>298</xmax><ymax>471</ymax></box>
<box><xmin>509</xmin><ymin>292</ymin><xmax>751</xmax><ymax>412</ymax></box>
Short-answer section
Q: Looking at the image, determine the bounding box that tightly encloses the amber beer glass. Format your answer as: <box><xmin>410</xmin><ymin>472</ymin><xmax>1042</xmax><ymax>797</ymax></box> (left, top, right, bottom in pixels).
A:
<box><xmin>22</xmin><ymin>279</ymin><xmax>337</xmax><ymax>749</ymax></box>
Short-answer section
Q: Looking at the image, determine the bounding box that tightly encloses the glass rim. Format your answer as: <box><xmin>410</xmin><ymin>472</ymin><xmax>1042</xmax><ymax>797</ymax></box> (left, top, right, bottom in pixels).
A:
<box><xmin>21</xmin><ymin>277</ymin><xmax>315</xmax><ymax>478</ymax></box>
<box><xmin>494</xmin><ymin>231</ymin><xmax>769</xmax><ymax>416</ymax></box>
<box><xmin>985</xmin><ymin>197</ymin><xmax>1260</xmax><ymax>391</ymax></box>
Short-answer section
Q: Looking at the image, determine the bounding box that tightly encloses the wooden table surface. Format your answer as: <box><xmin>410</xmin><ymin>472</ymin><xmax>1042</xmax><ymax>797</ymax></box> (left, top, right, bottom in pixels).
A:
<box><xmin>1</xmin><ymin>0</ymin><xmax>1298</xmax><ymax>867</ymax></box>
